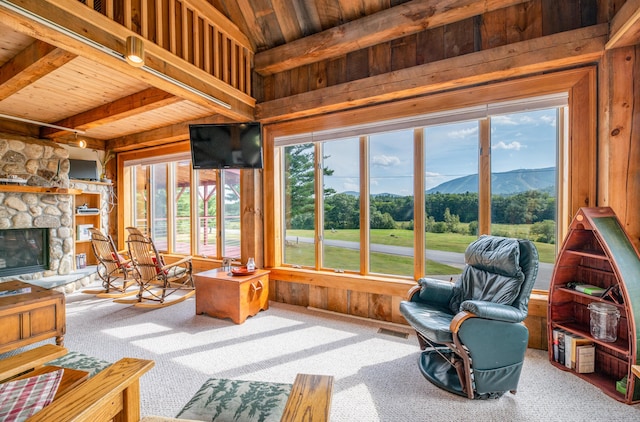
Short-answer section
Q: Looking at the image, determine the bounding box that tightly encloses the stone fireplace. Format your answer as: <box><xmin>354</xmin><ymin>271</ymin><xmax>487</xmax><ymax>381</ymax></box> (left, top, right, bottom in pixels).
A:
<box><xmin>0</xmin><ymin>136</ymin><xmax>75</xmax><ymax>281</ymax></box>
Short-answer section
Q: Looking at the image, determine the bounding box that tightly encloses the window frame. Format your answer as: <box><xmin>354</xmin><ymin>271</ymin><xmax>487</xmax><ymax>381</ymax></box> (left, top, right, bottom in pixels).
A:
<box><xmin>263</xmin><ymin>67</ymin><xmax>597</xmax><ymax>294</ymax></box>
<box><xmin>116</xmin><ymin>141</ymin><xmax>255</xmax><ymax>261</ymax></box>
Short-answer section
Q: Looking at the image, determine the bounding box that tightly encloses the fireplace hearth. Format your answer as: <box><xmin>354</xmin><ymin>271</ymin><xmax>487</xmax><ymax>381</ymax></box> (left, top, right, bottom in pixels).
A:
<box><xmin>0</xmin><ymin>228</ymin><xmax>49</xmax><ymax>277</ymax></box>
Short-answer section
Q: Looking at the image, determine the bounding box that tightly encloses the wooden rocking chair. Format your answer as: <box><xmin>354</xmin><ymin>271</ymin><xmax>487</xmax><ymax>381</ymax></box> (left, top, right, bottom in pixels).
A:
<box><xmin>114</xmin><ymin>233</ymin><xmax>195</xmax><ymax>308</ymax></box>
<box><xmin>83</xmin><ymin>228</ymin><xmax>137</xmax><ymax>298</ymax></box>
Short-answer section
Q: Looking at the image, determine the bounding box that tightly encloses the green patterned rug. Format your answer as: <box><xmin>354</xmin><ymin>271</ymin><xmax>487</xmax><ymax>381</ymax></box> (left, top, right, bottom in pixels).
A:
<box><xmin>45</xmin><ymin>351</ymin><xmax>111</xmax><ymax>378</ymax></box>
<box><xmin>176</xmin><ymin>378</ymin><xmax>292</xmax><ymax>422</ymax></box>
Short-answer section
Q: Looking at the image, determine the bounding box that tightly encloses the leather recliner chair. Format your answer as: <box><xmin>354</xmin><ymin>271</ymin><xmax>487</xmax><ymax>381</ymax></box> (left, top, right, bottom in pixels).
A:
<box><xmin>400</xmin><ymin>235</ymin><xmax>539</xmax><ymax>399</ymax></box>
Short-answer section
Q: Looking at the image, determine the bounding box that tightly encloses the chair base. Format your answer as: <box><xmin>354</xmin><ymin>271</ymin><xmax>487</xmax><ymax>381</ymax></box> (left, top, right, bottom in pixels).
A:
<box><xmin>419</xmin><ymin>349</ymin><xmax>507</xmax><ymax>400</ymax></box>
<box><xmin>419</xmin><ymin>349</ymin><xmax>467</xmax><ymax>398</ymax></box>
<box><xmin>113</xmin><ymin>288</ymin><xmax>195</xmax><ymax>308</ymax></box>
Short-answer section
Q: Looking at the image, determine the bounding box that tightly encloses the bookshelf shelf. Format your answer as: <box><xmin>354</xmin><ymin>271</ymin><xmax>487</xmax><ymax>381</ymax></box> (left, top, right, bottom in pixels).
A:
<box><xmin>548</xmin><ymin>207</ymin><xmax>640</xmax><ymax>404</ymax></box>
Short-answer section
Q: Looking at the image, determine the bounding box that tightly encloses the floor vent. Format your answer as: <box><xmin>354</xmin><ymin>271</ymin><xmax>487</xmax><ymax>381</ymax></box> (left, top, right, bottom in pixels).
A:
<box><xmin>377</xmin><ymin>328</ymin><xmax>409</xmax><ymax>339</ymax></box>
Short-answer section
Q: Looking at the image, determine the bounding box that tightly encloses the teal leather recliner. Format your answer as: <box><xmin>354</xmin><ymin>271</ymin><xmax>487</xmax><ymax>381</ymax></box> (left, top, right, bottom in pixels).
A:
<box><xmin>400</xmin><ymin>235</ymin><xmax>539</xmax><ymax>399</ymax></box>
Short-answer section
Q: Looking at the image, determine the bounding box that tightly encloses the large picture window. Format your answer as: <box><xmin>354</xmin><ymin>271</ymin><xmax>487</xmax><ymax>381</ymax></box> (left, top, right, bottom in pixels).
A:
<box><xmin>274</xmin><ymin>97</ymin><xmax>567</xmax><ymax>290</ymax></box>
<box><xmin>123</xmin><ymin>153</ymin><xmax>242</xmax><ymax>259</ymax></box>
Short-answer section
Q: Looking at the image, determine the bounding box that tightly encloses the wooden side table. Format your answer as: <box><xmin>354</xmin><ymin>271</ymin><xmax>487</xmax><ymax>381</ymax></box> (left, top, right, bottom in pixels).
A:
<box><xmin>194</xmin><ymin>268</ymin><xmax>270</xmax><ymax>324</ymax></box>
<box><xmin>0</xmin><ymin>280</ymin><xmax>66</xmax><ymax>354</ymax></box>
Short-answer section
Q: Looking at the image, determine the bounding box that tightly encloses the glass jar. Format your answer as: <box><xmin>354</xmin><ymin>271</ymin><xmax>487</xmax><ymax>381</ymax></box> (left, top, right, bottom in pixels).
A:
<box><xmin>247</xmin><ymin>257</ymin><xmax>255</xmax><ymax>271</ymax></box>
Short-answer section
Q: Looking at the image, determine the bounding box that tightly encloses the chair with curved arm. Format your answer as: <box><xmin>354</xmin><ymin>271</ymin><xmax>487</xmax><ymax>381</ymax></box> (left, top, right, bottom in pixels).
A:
<box><xmin>83</xmin><ymin>228</ymin><xmax>136</xmax><ymax>298</ymax></box>
<box><xmin>399</xmin><ymin>235</ymin><xmax>539</xmax><ymax>399</ymax></box>
<box><xmin>114</xmin><ymin>232</ymin><xmax>195</xmax><ymax>308</ymax></box>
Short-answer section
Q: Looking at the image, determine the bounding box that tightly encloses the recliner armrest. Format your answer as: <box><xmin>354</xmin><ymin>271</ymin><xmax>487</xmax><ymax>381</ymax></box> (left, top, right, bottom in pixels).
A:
<box><xmin>409</xmin><ymin>277</ymin><xmax>454</xmax><ymax>307</ymax></box>
<box><xmin>459</xmin><ymin>300</ymin><xmax>527</xmax><ymax>323</ymax></box>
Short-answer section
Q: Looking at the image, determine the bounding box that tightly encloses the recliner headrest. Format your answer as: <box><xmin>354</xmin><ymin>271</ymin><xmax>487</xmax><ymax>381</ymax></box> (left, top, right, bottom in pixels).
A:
<box><xmin>465</xmin><ymin>235</ymin><xmax>523</xmax><ymax>278</ymax></box>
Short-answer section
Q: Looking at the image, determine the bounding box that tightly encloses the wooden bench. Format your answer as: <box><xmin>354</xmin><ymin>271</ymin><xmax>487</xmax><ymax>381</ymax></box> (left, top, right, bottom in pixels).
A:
<box><xmin>281</xmin><ymin>373</ymin><xmax>334</xmax><ymax>422</ymax></box>
<box><xmin>0</xmin><ymin>344</ymin><xmax>154</xmax><ymax>422</ymax></box>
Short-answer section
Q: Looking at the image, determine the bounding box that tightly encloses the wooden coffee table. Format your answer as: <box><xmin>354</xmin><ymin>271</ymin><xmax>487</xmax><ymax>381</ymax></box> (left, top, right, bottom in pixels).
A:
<box><xmin>194</xmin><ymin>268</ymin><xmax>270</xmax><ymax>324</ymax></box>
<box><xmin>0</xmin><ymin>280</ymin><xmax>66</xmax><ymax>354</ymax></box>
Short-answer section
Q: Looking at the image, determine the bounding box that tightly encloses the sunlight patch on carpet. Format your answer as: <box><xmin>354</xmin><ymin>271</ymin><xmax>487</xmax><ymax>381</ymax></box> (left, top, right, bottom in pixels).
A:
<box><xmin>102</xmin><ymin>323</ymin><xmax>173</xmax><ymax>339</ymax></box>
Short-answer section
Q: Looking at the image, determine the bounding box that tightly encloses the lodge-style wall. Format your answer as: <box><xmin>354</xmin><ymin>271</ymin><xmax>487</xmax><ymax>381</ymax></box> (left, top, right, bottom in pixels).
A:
<box><xmin>256</xmin><ymin>0</ymin><xmax>639</xmax><ymax>351</ymax></box>
<box><xmin>256</xmin><ymin>0</ymin><xmax>604</xmax><ymax>104</ymax></box>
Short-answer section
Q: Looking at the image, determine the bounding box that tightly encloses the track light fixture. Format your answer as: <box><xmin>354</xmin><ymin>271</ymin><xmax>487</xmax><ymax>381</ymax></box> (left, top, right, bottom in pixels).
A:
<box><xmin>125</xmin><ymin>36</ymin><xmax>144</xmax><ymax>67</ymax></box>
<box><xmin>74</xmin><ymin>132</ymin><xmax>87</xmax><ymax>148</ymax></box>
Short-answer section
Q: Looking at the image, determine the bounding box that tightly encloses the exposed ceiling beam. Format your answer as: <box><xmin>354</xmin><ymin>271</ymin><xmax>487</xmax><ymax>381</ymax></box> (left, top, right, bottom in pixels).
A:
<box><xmin>606</xmin><ymin>0</ymin><xmax>640</xmax><ymax>50</ymax></box>
<box><xmin>0</xmin><ymin>0</ymin><xmax>254</xmax><ymax>121</ymax></box>
<box><xmin>254</xmin><ymin>0</ymin><xmax>530</xmax><ymax>75</ymax></box>
<box><xmin>0</xmin><ymin>39</ymin><xmax>75</xmax><ymax>99</ymax></box>
<box><xmin>41</xmin><ymin>88</ymin><xmax>182</xmax><ymax>138</ymax></box>
<box><xmin>106</xmin><ymin>115</ymin><xmax>234</xmax><ymax>152</ymax></box>
<box><xmin>256</xmin><ymin>24</ymin><xmax>607</xmax><ymax>122</ymax></box>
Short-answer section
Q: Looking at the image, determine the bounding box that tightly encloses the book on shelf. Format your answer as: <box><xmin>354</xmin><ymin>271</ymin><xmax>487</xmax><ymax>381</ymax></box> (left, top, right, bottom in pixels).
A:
<box><xmin>552</xmin><ymin>328</ymin><xmax>568</xmax><ymax>364</ymax></box>
<box><xmin>573</xmin><ymin>283</ymin><xmax>606</xmax><ymax>297</ymax></box>
<box><xmin>564</xmin><ymin>331</ymin><xmax>577</xmax><ymax>369</ymax></box>
<box><xmin>0</xmin><ymin>286</ymin><xmax>32</xmax><ymax>297</ymax></box>
<box><xmin>575</xmin><ymin>344</ymin><xmax>595</xmax><ymax>373</ymax></box>
<box><xmin>570</xmin><ymin>336</ymin><xmax>594</xmax><ymax>370</ymax></box>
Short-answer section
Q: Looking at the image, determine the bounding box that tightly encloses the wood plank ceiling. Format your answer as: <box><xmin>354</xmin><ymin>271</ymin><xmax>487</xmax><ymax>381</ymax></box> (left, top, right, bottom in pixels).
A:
<box><xmin>0</xmin><ymin>0</ymin><xmax>414</xmax><ymax>151</ymax></box>
<box><xmin>0</xmin><ymin>0</ymin><xmax>639</xmax><ymax>152</ymax></box>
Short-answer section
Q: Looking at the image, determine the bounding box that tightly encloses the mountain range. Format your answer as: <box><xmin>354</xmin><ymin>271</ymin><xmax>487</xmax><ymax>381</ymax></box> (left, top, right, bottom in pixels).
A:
<box><xmin>427</xmin><ymin>167</ymin><xmax>556</xmax><ymax>195</ymax></box>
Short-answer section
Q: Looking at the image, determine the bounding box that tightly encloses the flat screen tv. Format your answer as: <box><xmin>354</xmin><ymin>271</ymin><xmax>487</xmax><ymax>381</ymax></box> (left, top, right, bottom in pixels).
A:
<box><xmin>68</xmin><ymin>159</ymin><xmax>98</xmax><ymax>181</ymax></box>
<box><xmin>189</xmin><ymin>122</ymin><xmax>263</xmax><ymax>169</ymax></box>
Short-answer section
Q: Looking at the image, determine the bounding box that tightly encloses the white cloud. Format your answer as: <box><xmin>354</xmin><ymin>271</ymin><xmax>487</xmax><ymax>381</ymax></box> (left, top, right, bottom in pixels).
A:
<box><xmin>371</xmin><ymin>154</ymin><xmax>401</xmax><ymax>167</ymax></box>
<box><xmin>491</xmin><ymin>115</ymin><xmax>518</xmax><ymax>125</ymax></box>
<box><xmin>492</xmin><ymin>141</ymin><xmax>524</xmax><ymax>151</ymax></box>
<box><xmin>540</xmin><ymin>115</ymin><xmax>556</xmax><ymax>126</ymax></box>
<box><xmin>447</xmin><ymin>127</ymin><xmax>478</xmax><ymax>139</ymax></box>
<box><xmin>518</xmin><ymin>115</ymin><xmax>535</xmax><ymax>124</ymax></box>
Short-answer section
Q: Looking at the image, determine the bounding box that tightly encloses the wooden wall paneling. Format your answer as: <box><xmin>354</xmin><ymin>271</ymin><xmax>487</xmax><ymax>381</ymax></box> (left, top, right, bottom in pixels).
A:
<box><xmin>368</xmin><ymin>294</ymin><xmax>392</xmax><ymax>322</ymax></box>
<box><xmin>349</xmin><ymin>291</ymin><xmax>369</xmax><ymax>318</ymax></box>
<box><xmin>327</xmin><ymin>287</ymin><xmax>348</xmax><ymax>314</ymax></box>
<box><xmin>274</xmin><ymin>71</ymin><xmax>292</xmax><ymax>99</ymax></box>
<box><xmin>391</xmin><ymin>295</ymin><xmax>406</xmax><ymax>325</ymax></box>
<box><xmin>597</xmin><ymin>50</ymin><xmax>612</xmax><ymax>208</ymax></box>
<box><xmin>276</xmin><ymin>281</ymin><xmax>310</xmax><ymax>307</ymax></box>
<box><xmin>291</xmin><ymin>65</ymin><xmax>310</xmax><ymax>96</ymax></box>
<box><xmin>580</xmin><ymin>0</ymin><xmax>599</xmax><ymax>27</ymax></box>
<box><xmin>416</xmin><ymin>27</ymin><xmax>444</xmax><ymax>65</ymax></box>
<box><xmin>524</xmin><ymin>315</ymin><xmax>547</xmax><ymax>349</ymax></box>
<box><xmin>257</xmin><ymin>73</ymin><xmax>271</xmax><ymax>102</ymax></box>
<box><xmin>540</xmin><ymin>0</ymin><xmax>582</xmax><ymax>35</ymax></box>
<box><xmin>480</xmin><ymin>8</ymin><xmax>508</xmax><ymax>50</ymax></box>
<box><xmin>240</xmin><ymin>169</ymin><xmax>263</xmax><ymax>267</ymax></box>
<box><xmin>258</xmin><ymin>25</ymin><xmax>606</xmax><ymax>129</ymax></box>
<box><xmin>568</xmin><ymin>69</ymin><xmax>597</xmax><ymax>215</ymax></box>
<box><xmin>606</xmin><ymin>46</ymin><xmax>639</xmax><ymax>241</ymax></box>
<box><xmin>346</xmin><ymin>49</ymin><xmax>369</xmax><ymax>81</ymax></box>
<box><xmin>326</xmin><ymin>56</ymin><xmax>347</xmax><ymax>87</ymax></box>
<box><xmin>368</xmin><ymin>43</ymin><xmax>391</xmax><ymax>76</ymax></box>
<box><xmin>309</xmin><ymin>61</ymin><xmax>328</xmax><ymax>91</ymax></box>
<box><xmin>309</xmin><ymin>285</ymin><xmax>328</xmax><ymax>309</ymax></box>
<box><xmin>443</xmin><ymin>18</ymin><xmax>475</xmax><ymax>59</ymax></box>
<box><xmin>390</xmin><ymin>35</ymin><xmax>417</xmax><ymax>72</ymax></box>
<box><xmin>506</xmin><ymin>0</ymin><xmax>542</xmax><ymax>42</ymax></box>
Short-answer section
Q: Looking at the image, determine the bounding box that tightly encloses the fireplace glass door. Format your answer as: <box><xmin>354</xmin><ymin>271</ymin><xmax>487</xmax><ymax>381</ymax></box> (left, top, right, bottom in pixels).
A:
<box><xmin>0</xmin><ymin>228</ymin><xmax>49</xmax><ymax>277</ymax></box>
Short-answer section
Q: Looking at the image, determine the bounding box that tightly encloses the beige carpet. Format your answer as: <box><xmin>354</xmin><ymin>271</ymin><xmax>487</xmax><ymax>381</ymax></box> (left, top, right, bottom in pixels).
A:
<box><xmin>43</xmin><ymin>290</ymin><xmax>640</xmax><ymax>421</ymax></box>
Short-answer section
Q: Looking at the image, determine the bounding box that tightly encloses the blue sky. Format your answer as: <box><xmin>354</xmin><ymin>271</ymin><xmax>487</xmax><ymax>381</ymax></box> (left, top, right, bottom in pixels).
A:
<box><xmin>322</xmin><ymin>108</ymin><xmax>558</xmax><ymax>195</ymax></box>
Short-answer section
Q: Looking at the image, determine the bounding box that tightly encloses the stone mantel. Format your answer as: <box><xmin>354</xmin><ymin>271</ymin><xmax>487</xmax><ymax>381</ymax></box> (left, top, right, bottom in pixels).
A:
<box><xmin>0</xmin><ymin>186</ymin><xmax>82</xmax><ymax>195</ymax></box>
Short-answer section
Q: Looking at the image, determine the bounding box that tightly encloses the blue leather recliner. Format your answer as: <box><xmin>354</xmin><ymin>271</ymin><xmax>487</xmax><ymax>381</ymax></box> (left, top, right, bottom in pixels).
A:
<box><xmin>400</xmin><ymin>235</ymin><xmax>539</xmax><ymax>399</ymax></box>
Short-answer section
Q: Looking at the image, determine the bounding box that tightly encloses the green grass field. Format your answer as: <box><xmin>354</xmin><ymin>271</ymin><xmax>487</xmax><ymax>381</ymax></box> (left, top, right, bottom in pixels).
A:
<box><xmin>285</xmin><ymin>226</ymin><xmax>556</xmax><ymax>276</ymax></box>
